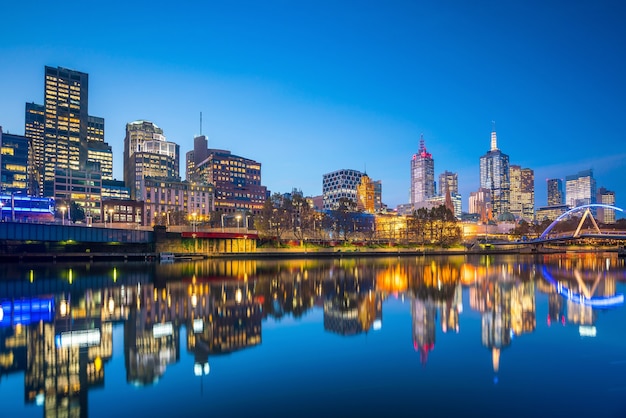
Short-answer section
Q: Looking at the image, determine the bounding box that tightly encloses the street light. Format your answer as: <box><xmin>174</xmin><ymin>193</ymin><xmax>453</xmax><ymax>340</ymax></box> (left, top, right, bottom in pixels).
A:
<box><xmin>108</xmin><ymin>208</ymin><xmax>114</xmax><ymax>228</ymax></box>
<box><xmin>236</xmin><ymin>214</ymin><xmax>241</xmax><ymax>232</ymax></box>
<box><xmin>60</xmin><ymin>206</ymin><xmax>66</xmax><ymax>226</ymax></box>
<box><xmin>192</xmin><ymin>212</ymin><xmax>198</xmax><ymax>232</ymax></box>
<box><xmin>221</xmin><ymin>213</ymin><xmax>227</xmax><ymax>232</ymax></box>
<box><xmin>246</xmin><ymin>215</ymin><xmax>251</xmax><ymax>231</ymax></box>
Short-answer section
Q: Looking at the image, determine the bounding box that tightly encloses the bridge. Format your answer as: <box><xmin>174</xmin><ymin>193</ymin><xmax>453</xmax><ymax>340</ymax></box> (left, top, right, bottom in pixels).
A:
<box><xmin>488</xmin><ymin>204</ymin><xmax>626</xmax><ymax>248</ymax></box>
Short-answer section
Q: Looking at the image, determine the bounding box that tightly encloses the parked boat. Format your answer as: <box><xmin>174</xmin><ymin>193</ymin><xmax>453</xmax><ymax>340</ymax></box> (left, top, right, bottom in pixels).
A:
<box><xmin>159</xmin><ymin>252</ymin><xmax>175</xmax><ymax>263</ymax></box>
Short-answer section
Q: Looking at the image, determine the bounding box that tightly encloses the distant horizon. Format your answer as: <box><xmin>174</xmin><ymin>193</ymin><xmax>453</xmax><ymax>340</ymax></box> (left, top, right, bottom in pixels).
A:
<box><xmin>1</xmin><ymin>1</ymin><xmax>624</xmax><ymax>214</ymax></box>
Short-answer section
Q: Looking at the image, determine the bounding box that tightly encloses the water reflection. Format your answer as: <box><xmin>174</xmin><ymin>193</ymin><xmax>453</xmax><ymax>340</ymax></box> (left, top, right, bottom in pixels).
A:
<box><xmin>0</xmin><ymin>253</ymin><xmax>624</xmax><ymax>417</ymax></box>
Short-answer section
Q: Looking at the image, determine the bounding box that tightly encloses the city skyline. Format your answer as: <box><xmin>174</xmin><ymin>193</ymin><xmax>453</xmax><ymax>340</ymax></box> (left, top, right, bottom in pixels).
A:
<box><xmin>1</xmin><ymin>1</ymin><xmax>624</xmax><ymax>213</ymax></box>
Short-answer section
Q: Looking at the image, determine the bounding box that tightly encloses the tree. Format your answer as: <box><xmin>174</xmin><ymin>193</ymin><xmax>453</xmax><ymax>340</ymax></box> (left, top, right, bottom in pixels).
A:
<box><xmin>256</xmin><ymin>193</ymin><xmax>291</xmax><ymax>244</ymax></box>
<box><xmin>70</xmin><ymin>201</ymin><xmax>85</xmax><ymax>223</ymax></box>
<box><xmin>329</xmin><ymin>198</ymin><xmax>358</xmax><ymax>241</ymax></box>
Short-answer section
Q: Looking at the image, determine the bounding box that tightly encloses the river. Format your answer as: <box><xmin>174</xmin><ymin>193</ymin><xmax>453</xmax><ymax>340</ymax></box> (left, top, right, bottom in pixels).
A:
<box><xmin>0</xmin><ymin>253</ymin><xmax>625</xmax><ymax>417</ymax></box>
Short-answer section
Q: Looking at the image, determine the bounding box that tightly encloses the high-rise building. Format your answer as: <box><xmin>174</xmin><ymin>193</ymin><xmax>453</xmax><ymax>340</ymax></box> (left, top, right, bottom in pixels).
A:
<box><xmin>509</xmin><ymin>165</ymin><xmax>534</xmax><ymax>221</ymax></box>
<box><xmin>0</xmin><ymin>127</ymin><xmax>29</xmax><ymax>194</ymax></box>
<box><xmin>41</xmin><ymin>66</ymin><xmax>89</xmax><ymax>196</ymax></box>
<box><xmin>87</xmin><ymin>115</ymin><xmax>113</xmax><ymax>180</ymax></box>
<box><xmin>123</xmin><ymin>120</ymin><xmax>179</xmax><ymax>200</ymax></box>
<box><xmin>25</xmin><ymin>102</ymin><xmax>44</xmax><ymax>195</ymax></box>
<box><xmin>194</xmin><ymin>148</ymin><xmax>267</xmax><ymax>215</ymax></box>
<box><xmin>597</xmin><ymin>187</ymin><xmax>616</xmax><ymax>224</ymax></box>
<box><xmin>24</xmin><ymin>67</ymin><xmax>108</xmax><ymax>202</ymax></box>
<box><xmin>438</xmin><ymin>170</ymin><xmax>461</xmax><ymax>219</ymax></box>
<box><xmin>547</xmin><ymin>178</ymin><xmax>564</xmax><ymax>206</ymax></box>
<box><xmin>565</xmin><ymin>169</ymin><xmax>595</xmax><ymax>208</ymax></box>
<box><xmin>469</xmin><ymin>187</ymin><xmax>492</xmax><ymax>223</ymax></box>
<box><xmin>438</xmin><ymin>171</ymin><xmax>458</xmax><ymax>196</ymax></box>
<box><xmin>479</xmin><ymin>127</ymin><xmax>510</xmax><ymax>219</ymax></box>
<box><xmin>410</xmin><ymin>134</ymin><xmax>435</xmax><ymax>205</ymax></box>
<box><xmin>322</xmin><ymin>169</ymin><xmax>363</xmax><ymax>211</ymax></box>
<box><xmin>186</xmin><ymin>135</ymin><xmax>209</xmax><ymax>182</ymax></box>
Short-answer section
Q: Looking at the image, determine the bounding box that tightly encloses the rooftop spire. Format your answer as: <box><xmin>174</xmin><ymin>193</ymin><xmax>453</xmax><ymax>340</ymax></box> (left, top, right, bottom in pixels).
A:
<box><xmin>490</xmin><ymin>121</ymin><xmax>498</xmax><ymax>151</ymax></box>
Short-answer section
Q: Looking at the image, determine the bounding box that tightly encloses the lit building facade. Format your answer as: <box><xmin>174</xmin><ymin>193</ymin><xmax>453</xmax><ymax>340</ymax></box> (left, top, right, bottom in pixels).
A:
<box><xmin>186</xmin><ymin>135</ymin><xmax>209</xmax><ymax>182</ymax></box>
<box><xmin>438</xmin><ymin>170</ymin><xmax>461</xmax><ymax>219</ymax></box>
<box><xmin>25</xmin><ymin>102</ymin><xmax>44</xmax><ymax>195</ymax></box>
<box><xmin>509</xmin><ymin>165</ymin><xmax>534</xmax><ymax>221</ymax></box>
<box><xmin>535</xmin><ymin>204</ymin><xmax>569</xmax><ymax>222</ymax></box>
<box><xmin>101</xmin><ymin>179</ymin><xmax>131</xmax><ymax>200</ymax></box>
<box><xmin>479</xmin><ymin>128</ymin><xmax>510</xmax><ymax>219</ymax></box>
<box><xmin>410</xmin><ymin>134</ymin><xmax>435</xmax><ymax>205</ymax></box>
<box><xmin>87</xmin><ymin>115</ymin><xmax>113</xmax><ymax>180</ymax></box>
<box><xmin>123</xmin><ymin>121</ymin><xmax>180</xmax><ymax>200</ymax></box>
<box><xmin>193</xmin><ymin>149</ymin><xmax>267</xmax><ymax>215</ymax></box>
<box><xmin>0</xmin><ymin>128</ymin><xmax>29</xmax><ymax>195</ymax></box>
<box><xmin>597</xmin><ymin>187</ymin><xmax>616</xmax><ymax>224</ymax></box>
<box><xmin>322</xmin><ymin>169</ymin><xmax>363</xmax><ymax>210</ymax></box>
<box><xmin>438</xmin><ymin>171</ymin><xmax>458</xmax><ymax>195</ymax></box>
<box><xmin>469</xmin><ymin>187</ymin><xmax>492</xmax><ymax>223</ymax></box>
<box><xmin>142</xmin><ymin>177</ymin><xmax>214</xmax><ymax>226</ymax></box>
<box><xmin>24</xmin><ymin>67</ymin><xmax>107</xmax><ymax>200</ymax></box>
<box><xmin>547</xmin><ymin>178</ymin><xmax>564</xmax><ymax>206</ymax></box>
<box><xmin>51</xmin><ymin>162</ymin><xmax>102</xmax><ymax>222</ymax></box>
<box><xmin>42</xmin><ymin>67</ymin><xmax>89</xmax><ymax>196</ymax></box>
<box><xmin>356</xmin><ymin>174</ymin><xmax>376</xmax><ymax>213</ymax></box>
<box><xmin>102</xmin><ymin>198</ymin><xmax>145</xmax><ymax>226</ymax></box>
<box><xmin>565</xmin><ymin>169</ymin><xmax>595</xmax><ymax>208</ymax></box>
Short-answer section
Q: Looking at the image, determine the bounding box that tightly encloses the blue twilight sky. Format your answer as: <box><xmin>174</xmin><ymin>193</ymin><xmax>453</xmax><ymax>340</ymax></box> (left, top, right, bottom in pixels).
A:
<box><xmin>1</xmin><ymin>0</ymin><xmax>625</xmax><ymax>213</ymax></box>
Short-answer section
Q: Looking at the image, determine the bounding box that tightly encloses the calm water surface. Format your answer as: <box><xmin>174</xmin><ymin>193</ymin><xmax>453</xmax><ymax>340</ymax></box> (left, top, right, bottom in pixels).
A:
<box><xmin>0</xmin><ymin>253</ymin><xmax>625</xmax><ymax>418</ymax></box>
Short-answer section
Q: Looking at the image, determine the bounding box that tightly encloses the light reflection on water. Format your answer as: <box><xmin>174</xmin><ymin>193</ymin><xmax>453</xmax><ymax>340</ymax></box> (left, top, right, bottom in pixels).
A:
<box><xmin>0</xmin><ymin>253</ymin><xmax>625</xmax><ymax>418</ymax></box>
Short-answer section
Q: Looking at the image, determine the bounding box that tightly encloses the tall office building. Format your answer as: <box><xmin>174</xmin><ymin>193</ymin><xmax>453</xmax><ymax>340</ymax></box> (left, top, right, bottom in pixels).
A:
<box><xmin>322</xmin><ymin>169</ymin><xmax>363</xmax><ymax>211</ymax></box>
<box><xmin>410</xmin><ymin>134</ymin><xmax>435</xmax><ymax>205</ymax></box>
<box><xmin>186</xmin><ymin>134</ymin><xmax>208</xmax><ymax>182</ymax></box>
<box><xmin>194</xmin><ymin>148</ymin><xmax>267</xmax><ymax>215</ymax></box>
<box><xmin>479</xmin><ymin>127</ymin><xmax>510</xmax><ymax>219</ymax></box>
<box><xmin>565</xmin><ymin>169</ymin><xmax>595</xmax><ymax>208</ymax></box>
<box><xmin>509</xmin><ymin>165</ymin><xmax>534</xmax><ymax>221</ymax></box>
<box><xmin>25</xmin><ymin>103</ymin><xmax>44</xmax><ymax>195</ymax></box>
<box><xmin>469</xmin><ymin>187</ymin><xmax>492</xmax><ymax>223</ymax></box>
<box><xmin>41</xmin><ymin>66</ymin><xmax>89</xmax><ymax>196</ymax></box>
<box><xmin>438</xmin><ymin>171</ymin><xmax>458</xmax><ymax>196</ymax></box>
<box><xmin>87</xmin><ymin>115</ymin><xmax>113</xmax><ymax>180</ymax></box>
<box><xmin>0</xmin><ymin>127</ymin><xmax>29</xmax><ymax>194</ymax></box>
<box><xmin>597</xmin><ymin>187</ymin><xmax>616</xmax><ymax>224</ymax></box>
<box><xmin>24</xmin><ymin>66</ymin><xmax>108</xmax><ymax>198</ymax></box>
<box><xmin>123</xmin><ymin>120</ymin><xmax>180</xmax><ymax>200</ymax></box>
<box><xmin>547</xmin><ymin>178</ymin><xmax>564</xmax><ymax>206</ymax></box>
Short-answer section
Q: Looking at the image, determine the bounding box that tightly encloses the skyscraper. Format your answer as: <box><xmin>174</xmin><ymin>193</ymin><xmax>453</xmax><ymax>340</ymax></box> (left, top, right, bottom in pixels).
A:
<box><xmin>25</xmin><ymin>66</ymin><xmax>108</xmax><ymax>198</ymax></box>
<box><xmin>410</xmin><ymin>134</ymin><xmax>435</xmax><ymax>206</ymax></box>
<box><xmin>25</xmin><ymin>102</ymin><xmax>44</xmax><ymax>195</ymax></box>
<box><xmin>123</xmin><ymin>120</ymin><xmax>180</xmax><ymax>200</ymax></box>
<box><xmin>479</xmin><ymin>127</ymin><xmax>510</xmax><ymax>219</ymax></box>
<box><xmin>41</xmin><ymin>66</ymin><xmax>89</xmax><ymax>196</ymax></box>
<box><xmin>87</xmin><ymin>115</ymin><xmax>113</xmax><ymax>180</ymax></box>
<box><xmin>509</xmin><ymin>165</ymin><xmax>534</xmax><ymax>221</ymax></box>
<box><xmin>547</xmin><ymin>178</ymin><xmax>564</xmax><ymax>206</ymax></box>
<box><xmin>195</xmin><ymin>149</ymin><xmax>267</xmax><ymax>215</ymax></box>
<box><xmin>565</xmin><ymin>169</ymin><xmax>595</xmax><ymax>208</ymax></box>
<box><xmin>597</xmin><ymin>187</ymin><xmax>616</xmax><ymax>224</ymax></box>
<box><xmin>438</xmin><ymin>171</ymin><xmax>458</xmax><ymax>196</ymax></box>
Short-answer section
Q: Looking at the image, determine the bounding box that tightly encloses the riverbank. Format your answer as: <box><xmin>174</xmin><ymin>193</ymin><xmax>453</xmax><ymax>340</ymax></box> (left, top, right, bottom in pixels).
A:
<box><xmin>0</xmin><ymin>244</ymin><xmax>620</xmax><ymax>263</ymax></box>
